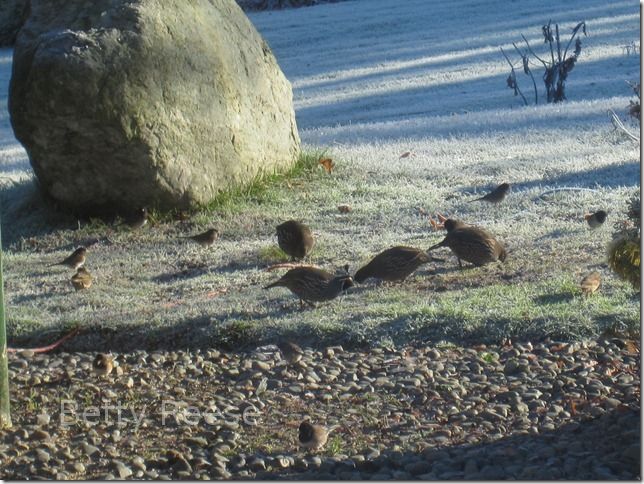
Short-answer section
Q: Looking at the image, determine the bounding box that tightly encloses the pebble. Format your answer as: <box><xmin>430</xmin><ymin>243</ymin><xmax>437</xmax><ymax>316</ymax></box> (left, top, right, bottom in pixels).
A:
<box><xmin>0</xmin><ymin>338</ymin><xmax>639</xmax><ymax>481</ymax></box>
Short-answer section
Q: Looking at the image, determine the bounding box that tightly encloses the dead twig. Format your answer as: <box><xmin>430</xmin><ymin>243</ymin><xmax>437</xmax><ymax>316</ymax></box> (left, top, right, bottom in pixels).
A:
<box><xmin>608</xmin><ymin>109</ymin><xmax>640</xmax><ymax>143</ymax></box>
<box><xmin>264</xmin><ymin>262</ymin><xmax>319</xmax><ymax>272</ymax></box>
<box><xmin>8</xmin><ymin>326</ymin><xmax>81</xmax><ymax>354</ymax></box>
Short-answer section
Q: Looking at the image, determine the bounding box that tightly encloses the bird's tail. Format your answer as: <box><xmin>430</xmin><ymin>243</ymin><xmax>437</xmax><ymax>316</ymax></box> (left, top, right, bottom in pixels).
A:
<box><xmin>264</xmin><ymin>280</ymin><xmax>283</xmax><ymax>290</ymax></box>
<box><xmin>468</xmin><ymin>196</ymin><xmax>484</xmax><ymax>203</ymax></box>
<box><xmin>427</xmin><ymin>240</ymin><xmax>446</xmax><ymax>253</ymax></box>
<box><xmin>47</xmin><ymin>262</ymin><xmax>62</xmax><ymax>267</ymax></box>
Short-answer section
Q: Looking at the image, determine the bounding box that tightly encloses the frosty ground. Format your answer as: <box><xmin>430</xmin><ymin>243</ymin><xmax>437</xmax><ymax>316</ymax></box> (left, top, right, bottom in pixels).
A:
<box><xmin>0</xmin><ymin>0</ymin><xmax>639</xmax><ymax>352</ymax></box>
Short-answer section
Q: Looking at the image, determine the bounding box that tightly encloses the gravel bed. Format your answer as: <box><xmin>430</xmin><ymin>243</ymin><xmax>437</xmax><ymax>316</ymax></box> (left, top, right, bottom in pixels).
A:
<box><xmin>0</xmin><ymin>337</ymin><xmax>640</xmax><ymax>479</ymax></box>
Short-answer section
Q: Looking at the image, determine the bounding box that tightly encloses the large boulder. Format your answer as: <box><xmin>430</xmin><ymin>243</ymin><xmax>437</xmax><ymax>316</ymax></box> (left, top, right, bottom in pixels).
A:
<box><xmin>0</xmin><ymin>0</ymin><xmax>29</xmax><ymax>46</ymax></box>
<box><xmin>9</xmin><ymin>0</ymin><xmax>300</xmax><ymax>214</ymax></box>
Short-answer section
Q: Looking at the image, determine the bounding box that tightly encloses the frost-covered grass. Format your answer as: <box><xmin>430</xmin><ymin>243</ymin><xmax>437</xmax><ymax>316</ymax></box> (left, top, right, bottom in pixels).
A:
<box><xmin>0</xmin><ymin>0</ymin><xmax>639</xmax><ymax>351</ymax></box>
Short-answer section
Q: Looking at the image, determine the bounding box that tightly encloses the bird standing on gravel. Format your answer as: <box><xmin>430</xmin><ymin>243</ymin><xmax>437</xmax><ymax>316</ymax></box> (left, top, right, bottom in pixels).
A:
<box><xmin>469</xmin><ymin>182</ymin><xmax>510</xmax><ymax>204</ymax></box>
<box><xmin>585</xmin><ymin>210</ymin><xmax>608</xmax><ymax>229</ymax></box>
<box><xmin>71</xmin><ymin>267</ymin><xmax>93</xmax><ymax>290</ymax></box>
<box><xmin>181</xmin><ymin>228</ymin><xmax>219</xmax><ymax>247</ymax></box>
<box><xmin>277</xmin><ymin>341</ymin><xmax>304</xmax><ymax>364</ymax></box>
<box><xmin>49</xmin><ymin>247</ymin><xmax>87</xmax><ymax>270</ymax></box>
<box><xmin>354</xmin><ymin>246</ymin><xmax>435</xmax><ymax>284</ymax></box>
<box><xmin>264</xmin><ymin>266</ymin><xmax>353</xmax><ymax>307</ymax></box>
<box><xmin>298</xmin><ymin>421</ymin><xmax>338</xmax><ymax>451</ymax></box>
<box><xmin>580</xmin><ymin>272</ymin><xmax>601</xmax><ymax>295</ymax></box>
<box><xmin>427</xmin><ymin>221</ymin><xmax>506</xmax><ymax>268</ymax></box>
<box><xmin>93</xmin><ymin>353</ymin><xmax>114</xmax><ymax>377</ymax></box>
<box><xmin>276</xmin><ymin>220</ymin><xmax>314</xmax><ymax>260</ymax></box>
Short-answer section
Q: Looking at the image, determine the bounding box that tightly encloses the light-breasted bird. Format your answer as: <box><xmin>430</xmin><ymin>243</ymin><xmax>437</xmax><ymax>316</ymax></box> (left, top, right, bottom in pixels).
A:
<box><xmin>354</xmin><ymin>246</ymin><xmax>434</xmax><ymax>284</ymax></box>
<box><xmin>298</xmin><ymin>421</ymin><xmax>339</xmax><ymax>451</ymax></box>
<box><xmin>71</xmin><ymin>267</ymin><xmax>93</xmax><ymax>290</ymax></box>
<box><xmin>584</xmin><ymin>210</ymin><xmax>607</xmax><ymax>229</ymax></box>
<box><xmin>427</xmin><ymin>223</ymin><xmax>506</xmax><ymax>268</ymax></box>
<box><xmin>49</xmin><ymin>247</ymin><xmax>87</xmax><ymax>270</ymax></box>
<box><xmin>93</xmin><ymin>353</ymin><xmax>114</xmax><ymax>377</ymax></box>
<box><xmin>265</xmin><ymin>266</ymin><xmax>353</xmax><ymax>307</ymax></box>
<box><xmin>276</xmin><ymin>220</ymin><xmax>314</xmax><ymax>261</ymax></box>
<box><xmin>181</xmin><ymin>228</ymin><xmax>218</xmax><ymax>247</ymax></box>
<box><xmin>469</xmin><ymin>182</ymin><xmax>510</xmax><ymax>204</ymax></box>
<box><xmin>580</xmin><ymin>271</ymin><xmax>601</xmax><ymax>295</ymax></box>
<box><xmin>125</xmin><ymin>207</ymin><xmax>148</xmax><ymax>229</ymax></box>
<box><xmin>277</xmin><ymin>341</ymin><xmax>304</xmax><ymax>364</ymax></box>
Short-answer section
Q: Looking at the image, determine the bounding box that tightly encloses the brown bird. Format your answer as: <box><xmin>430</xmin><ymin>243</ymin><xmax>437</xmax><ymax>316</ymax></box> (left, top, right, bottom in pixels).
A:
<box><xmin>71</xmin><ymin>267</ymin><xmax>93</xmax><ymax>291</ymax></box>
<box><xmin>276</xmin><ymin>220</ymin><xmax>314</xmax><ymax>260</ymax></box>
<box><xmin>125</xmin><ymin>207</ymin><xmax>148</xmax><ymax>229</ymax></box>
<box><xmin>584</xmin><ymin>210</ymin><xmax>607</xmax><ymax>229</ymax></box>
<box><xmin>427</xmin><ymin>223</ymin><xmax>506</xmax><ymax>268</ymax></box>
<box><xmin>49</xmin><ymin>247</ymin><xmax>87</xmax><ymax>270</ymax></box>
<box><xmin>93</xmin><ymin>353</ymin><xmax>114</xmax><ymax>377</ymax></box>
<box><xmin>470</xmin><ymin>182</ymin><xmax>510</xmax><ymax>203</ymax></box>
<box><xmin>354</xmin><ymin>246</ymin><xmax>434</xmax><ymax>283</ymax></box>
<box><xmin>277</xmin><ymin>341</ymin><xmax>304</xmax><ymax>364</ymax></box>
<box><xmin>181</xmin><ymin>228</ymin><xmax>218</xmax><ymax>247</ymax></box>
<box><xmin>580</xmin><ymin>271</ymin><xmax>601</xmax><ymax>295</ymax></box>
<box><xmin>298</xmin><ymin>421</ymin><xmax>339</xmax><ymax>451</ymax></box>
<box><xmin>264</xmin><ymin>266</ymin><xmax>353</xmax><ymax>307</ymax></box>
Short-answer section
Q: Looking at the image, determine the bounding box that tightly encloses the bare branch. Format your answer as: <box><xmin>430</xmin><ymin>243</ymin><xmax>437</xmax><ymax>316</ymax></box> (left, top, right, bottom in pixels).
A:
<box><xmin>562</xmin><ymin>21</ymin><xmax>586</xmax><ymax>60</ymax></box>
<box><xmin>521</xmin><ymin>34</ymin><xmax>548</xmax><ymax>67</ymax></box>
<box><xmin>608</xmin><ymin>109</ymin><xmax>640</xmax><ymax>143</ymax></box>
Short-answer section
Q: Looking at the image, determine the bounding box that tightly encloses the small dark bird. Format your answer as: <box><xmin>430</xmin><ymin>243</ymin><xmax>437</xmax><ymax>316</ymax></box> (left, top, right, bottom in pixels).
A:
<box><xmin>71</xmin><ymin>267</ymin><xmax>93</xmax><ymax>291</ymax></box>
<box><xmin>580</xmin><ymin>271</ymin><xmax>601</xmax><ymax>295</ymax></box>
<box><xmin>181</xmin><ymin>228</ymin><xmax>218</xmax><ymax>247</ymax></box>
<box><xmin>49</xmin><ymin>247</ymin><xmax>87</xmax><ymax>270</ymax></box>
<box><xmin>584</xmin><ymin>210</ymin><xmax>607</xmax><ymax>229</ymax></box>
<box><xmin>277</xmin><ymin>341</ymin><xmax>304</xmax><ymax>364</ymax></box>
<box><xmin>470</xmin><ymin>182</ymin><xmax>510</xmax><ymax>204</ymax></box>
<box><xmin>264</xmin><ymin>266</ymin><xmax>353</xmax><ymax>307</ymax></box>
<box><xmin>354</xmin><ymin>246</ymin><xmax>433</xmax><ymax>284</ymax></box>
<box><xmin>125</xmin><ymin>207</ymin><xmax>148</xmax><ymax>229</ymax></box>
<box><xmin>276</xmin><ymin>220</ymin><xmax>314</xmax><ymax>260</ymax></box>
<box><xmin>93</xmin><ymin>353</ymin><xmax>114</xmax><ymax>377</ymax></box>
<box><xmin>427</xmin><ymin>222</ymin><xmax>506</xmax><ymax>268</ymax></box>
<box><xmin>298</xmin><ymin>421</ymin><xmax>338</xmax><ymax>451</ymax></box>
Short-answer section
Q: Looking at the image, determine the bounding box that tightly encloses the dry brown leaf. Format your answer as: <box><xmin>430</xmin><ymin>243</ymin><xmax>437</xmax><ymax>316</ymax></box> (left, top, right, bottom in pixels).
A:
<box><xmin>624</xmin><ymin>339</ymin><xmax>639</xmax><ymax>354</ymax></box>
<box><xmin>338</xmin><ymin>204</ymin><xmax>352</xmax><ymax>213</ymax></box>
<box><xmin>319</xmin><ymin>157</ymin><xmax>335</xmax><ymax>174</ymax></box>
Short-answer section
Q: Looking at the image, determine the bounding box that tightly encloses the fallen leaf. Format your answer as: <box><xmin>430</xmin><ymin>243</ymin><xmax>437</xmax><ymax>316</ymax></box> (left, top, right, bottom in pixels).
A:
<box><xmin>624</xmin><ymin>340</ymin><xmax>639</xmax><ymax>354</ymax></box>
<box><xmin>338</xmin><ymin>204</ymin><xmax>352</xmax><ymax>213</ymax></box>
<box><xmin>319</xmin><ymin>157</ymin><xmax>335</xmax><ymax>174</ymax></box>
<box><xmin>400</xmin><ymin>151</ymin><xmax>412</xmax><ymax>158</ymax></box>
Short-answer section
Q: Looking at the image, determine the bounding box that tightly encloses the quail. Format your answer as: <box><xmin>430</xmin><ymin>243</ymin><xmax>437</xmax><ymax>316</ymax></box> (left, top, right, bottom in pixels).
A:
<box><xmin>580</xmin><ymin>271</ymin><xmax>601</xmax><ymax>295</ymax></box>
<box><xmin>125</xmin><ymin>207</ymin><xmax>148</xmax><ymax>229</ymax></box>
<box><xmin>49</xmin><ymin>247</ymin><xmax>87</xmax><ymax>270</ymax></box>
<box><xmin>71</xmin><ymin>267</ymin><xmax>93</xmax><ymax>291</ymax></box>
<box><xmin>470</xmin><ymin>182</ymin><xmax>510</xmax><ymax>203</ymax></box>
<box><xmin>276</xmin><ymin>220</ymin><xmax>314</xmax><ymax>260</ymax></box>
<box><xmin>264</xmin><ymin>266</ymin><xmax>353</xmax><ymax>307</ymax></box>
<box><xmin>181</xmin><ymin>228</ymin><xmax>218</xmax><ymax>247</ymax></box>
<box><xmin>277</xmin><ymin>341</ymin><xmax>304</xmax><ymax>364</ymax></box>
<box><xmin>584</xmin><ymin>210</ymin><xmax>607</xmax><ymax>229</ymax></box>
<box><xmin>354</xmin><ymin>246</ymin><xmax>433</xmax><ymax>283</ymax></box>
<box><xmin>298</xmin><ymin>421</ymin><xmax>338</xmax><ymax>451</ymax></box>
<box><xmin>93</xmin><ymin>353</ymin><xmax>114</xmax><ymax>377</ymax></box>
<box><xmin>427</xmin><ymin>223</ymin><xmax>506</xmax><ymax>268</ymax></box>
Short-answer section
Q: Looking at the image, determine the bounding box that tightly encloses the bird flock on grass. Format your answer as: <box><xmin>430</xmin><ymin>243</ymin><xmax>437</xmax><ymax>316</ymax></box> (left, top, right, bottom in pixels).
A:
<box><xmin>49</xmin><ymin>181</ymin><xmax>609</xmax><ymax>452</ymax></box>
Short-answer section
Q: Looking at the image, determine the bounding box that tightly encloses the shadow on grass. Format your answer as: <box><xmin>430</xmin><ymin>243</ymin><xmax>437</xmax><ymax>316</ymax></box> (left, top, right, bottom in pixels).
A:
<box><xmin>533</xmin><ymin>292</ymin><xmax>575</xmax><ymax>305</ymax></box>
<box><xmin>267</xmin><ymin>407</ymin><xmax>640</xmax><ymax>480</ymax></box>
